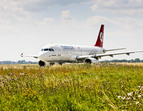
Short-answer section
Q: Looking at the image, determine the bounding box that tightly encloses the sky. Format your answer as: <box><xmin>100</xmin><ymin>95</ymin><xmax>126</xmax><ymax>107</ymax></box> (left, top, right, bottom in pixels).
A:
<box><xmin>0</xmin><ymin>0</ymin><xmax>143</xmax><ymax>61</ymax></box>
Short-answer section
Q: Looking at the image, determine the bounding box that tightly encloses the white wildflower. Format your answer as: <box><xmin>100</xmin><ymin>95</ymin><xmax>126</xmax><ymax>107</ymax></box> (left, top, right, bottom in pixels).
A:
<box><xmin>121</xmin><ymin>97</ymin><xmax>126</xmax><ymax>100</ymax></box>
<box><xmin>127</xmin><ymin>97</ymin><xmax>131</xmax><ymax>100</ymax></box>
<box><xmin>5</xmin><ymin>76</ymin><xmax>11</xmax><ymax>80</ymax></box>
<box><xmin>118</xmin><ymin>96</ymin><xmax>122</xmax><ymax>99</ymax></box>
<box><xmin>127</xmin><ymin>92</ymin><xmax>133</xmax><ymax>96</ymax></box>
<box><xmin>136</xmin><ymin>101</ymin><xmax>140</xmax><ymax>105</ymax></box>
<box><xmin>20</xmin><ymin>73</ymin><xmax>25</xmax><ymax>75</ymax></box>
<box><xmin>137</xmin><ymin>86</ymin><xmax>141</xmax><ymax>89</ymax></box>
<box><xmin>138</xmin><ymin>95</ymin><xmax>142</xmax><ymax>98</ymax></box>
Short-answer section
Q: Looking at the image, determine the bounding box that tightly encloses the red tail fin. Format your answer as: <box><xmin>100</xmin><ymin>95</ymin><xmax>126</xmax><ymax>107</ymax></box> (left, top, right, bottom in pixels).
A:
<box><xmin>94</xmin><ymin>24</ymin><xmax>104</xmax><ymax>47</ymax></box>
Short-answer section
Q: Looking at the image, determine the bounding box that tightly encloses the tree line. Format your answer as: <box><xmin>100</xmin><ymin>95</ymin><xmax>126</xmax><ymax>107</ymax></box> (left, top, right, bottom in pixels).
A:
<box><xmin>0</xmin><ymin>58</ymin><xmax>143</xmax><ymax>64</ymax></box>
<box><xmin>0</xmin><ymin>60</ymin><xmax>37</xmax><ymax>64</ymax></box>
<box><xmin>101</xmin><ymin>58</ymin><xmax>143</xmax><ymax>63</ymax></box>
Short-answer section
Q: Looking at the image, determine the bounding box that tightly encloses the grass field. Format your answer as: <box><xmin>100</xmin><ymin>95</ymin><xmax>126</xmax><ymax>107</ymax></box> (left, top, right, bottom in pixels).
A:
<box><xmin>0</xmin><ymin>63</ymin><xmax>143</xmax><ymax>111</ymax></box>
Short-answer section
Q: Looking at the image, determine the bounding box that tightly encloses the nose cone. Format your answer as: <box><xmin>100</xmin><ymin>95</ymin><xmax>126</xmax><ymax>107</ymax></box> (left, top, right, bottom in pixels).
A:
<box><xmin>39</xmin><ymin>52</ymin><xmax>48</xmax><ymax>61</ymax></box>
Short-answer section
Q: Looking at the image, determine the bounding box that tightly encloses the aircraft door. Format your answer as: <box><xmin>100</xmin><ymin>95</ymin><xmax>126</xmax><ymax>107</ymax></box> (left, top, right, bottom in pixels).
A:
<box><xmin>76</xmin><ymin>47</ymin><xmax>82</xmax><ymax>56</ymax></box>
<box><xmin>55</xmin><ymin>47</ymin><xmax>62</xmax><ymax>61</ymax></box>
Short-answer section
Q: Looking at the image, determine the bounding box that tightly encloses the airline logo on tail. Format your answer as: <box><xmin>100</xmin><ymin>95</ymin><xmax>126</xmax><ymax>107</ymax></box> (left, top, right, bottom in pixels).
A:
<box><xmin>100</xmin><ymin>32</ymin><xmax>103</xmax><ymax>42</ymax></box>
<box><xmin>94</xmin><ymin>24</ymin><xmax>104</xmax><ymax>47</ymax></box>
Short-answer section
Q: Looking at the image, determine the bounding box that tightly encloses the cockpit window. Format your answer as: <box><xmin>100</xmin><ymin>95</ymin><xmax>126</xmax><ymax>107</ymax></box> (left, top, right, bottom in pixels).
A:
<box><xmin>41</xmin><ymin>49</ymin><xmax>44</xmax><ymax>51</ymax></box>
<box><xmin>49</xmin><ymin>49</ymin><xmax>54</xmax><ymax>51</ymax></box>
<box><xmin>44</xmin><ymin>49</ymin><xmax>49</xmax><ymax>51</ymax></box>
<box><xmin>41</xmin><ymin>48</ymin><xmax>54</xmax><ymax>51</ymax></box>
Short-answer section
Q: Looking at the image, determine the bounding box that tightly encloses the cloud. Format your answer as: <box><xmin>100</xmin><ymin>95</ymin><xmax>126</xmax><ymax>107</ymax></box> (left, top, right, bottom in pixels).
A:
<box><xmin>0</xmin><ymin>0</ymin><xmax>91</xmax><ymax>29</ymax></box>
<box><xmin>85</xmin><ymin>15</ymin><xmax>143</xmax><ymax>34</ymax></box>
<box><xmin>0</xmin><ymin>0</ymin><xmax>143</xmax><ymax>32</ymax></box>
<box><xmin>91</xmin><ymin>0</ymin><xmax>143</xmax><ymax>14</ymax></box>
<box><xmin>13</xmin><ymin>0</ymin><xmax>92</xmax><ymax>12</ymax></box>
<box><xmin>86</xmin><ymin>16</ymin><xmax>115</xmax><ymax>26</ymax></box>
<box><xmin>61</xmin><ymin>10</ymin><xmax>75</xmax><ymax>23</ymax></box>
<box><xmin>0</xmin><ymin>1</ymin><xmax>35</xmax><ymax>32</ymax></box>
<box><xmin>39</xmin><ymin>18</ymin><xmax>55</xmax><ymax>25</ymax></box>
<box><xmin>0</xmin><ymin>1</ymin><xmax>33</xmax><ymax>21</ymax></box>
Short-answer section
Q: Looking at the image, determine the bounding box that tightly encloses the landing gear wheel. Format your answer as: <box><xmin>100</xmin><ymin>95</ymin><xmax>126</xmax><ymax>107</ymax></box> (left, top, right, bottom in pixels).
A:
<box><xmin>38</xmin><ymin>60</ymin><xmax>46</xmax><ymax>67</ymax></box>
<box><xmin>50</xmin><ymin>62</ymin><xmax>55</xmax><ymax>66</ymax></box>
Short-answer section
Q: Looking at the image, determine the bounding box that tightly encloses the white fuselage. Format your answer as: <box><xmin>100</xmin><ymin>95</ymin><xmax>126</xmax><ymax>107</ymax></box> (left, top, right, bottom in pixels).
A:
<box><xmin>38</xmin><ymin>44</ymin><xmax>104</xmax><ymax>63</ymax></box>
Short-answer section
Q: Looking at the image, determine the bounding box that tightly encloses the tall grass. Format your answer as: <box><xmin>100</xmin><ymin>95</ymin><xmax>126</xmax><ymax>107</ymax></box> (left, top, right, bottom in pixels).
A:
<box><xmin>0</xmin><ymin>63</ymin><xmax>143</xmax><ymax>110</ymax></box>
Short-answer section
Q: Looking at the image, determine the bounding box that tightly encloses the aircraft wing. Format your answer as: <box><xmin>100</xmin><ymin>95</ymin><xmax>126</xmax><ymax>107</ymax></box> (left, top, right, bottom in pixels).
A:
<box><xmin>95</xmin><ymin>51</ymin><xmax>143</xmax><ymax>59</ymax></box>
<box><xmin>76</xmin><ymin>51</ymin><xmax>143</xmax><ymax>60</ymax></box>
<box><xmin>20</xmin><ymin>53</ymin><xmax>39</xmax><ymax>59</ymax></box>
<box><xmin>76</xmin><ymin>55</ymin><xmax>93</xmax><ymax>60</ymax></box>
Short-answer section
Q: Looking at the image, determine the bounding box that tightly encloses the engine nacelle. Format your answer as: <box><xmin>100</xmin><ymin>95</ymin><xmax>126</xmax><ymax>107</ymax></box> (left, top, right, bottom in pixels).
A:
<box><xmin>38</xmin><ymin>60</ymin><xmax>46</xmax><ymax>67</ymax></box>
<box><xmin>84</xmin><ymin>58</ymin><xmax>98</xmax><ymax>64</ymax></box>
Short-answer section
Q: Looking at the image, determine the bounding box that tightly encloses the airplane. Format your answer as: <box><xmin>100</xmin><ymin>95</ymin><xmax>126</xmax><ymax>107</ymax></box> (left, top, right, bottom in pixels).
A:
<box><xmin>21</xmin><ymin>24</ymin><xmax>142</xmax><ymax>66</ymax></box>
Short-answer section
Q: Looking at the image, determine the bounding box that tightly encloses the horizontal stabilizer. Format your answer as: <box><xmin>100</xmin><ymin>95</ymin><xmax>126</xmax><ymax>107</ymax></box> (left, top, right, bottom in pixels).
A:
<box><xmin>20</xmin><ymin>53</ymin><xmax>39</xmax><ymax>59</ymax></box>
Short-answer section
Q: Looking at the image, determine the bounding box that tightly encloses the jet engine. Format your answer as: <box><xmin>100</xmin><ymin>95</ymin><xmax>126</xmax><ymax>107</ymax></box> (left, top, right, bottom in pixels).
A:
<box><xmin>84</xmin><ymin>58</ymin><xmax>98</xmax><ymax>64</ymax></box>
<box><xmin>38</xmin><ymin>60</ymin><xmax>46</xmax><ymax>67</ymax></box>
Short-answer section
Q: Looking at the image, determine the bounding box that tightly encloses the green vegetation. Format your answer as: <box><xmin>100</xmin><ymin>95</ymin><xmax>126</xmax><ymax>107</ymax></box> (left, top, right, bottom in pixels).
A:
<box><xmin>101</xmin><ymin>58</ymin><xmax>143</xmax><ymax>63</ymax></box>
<box><xmin>0</xmin><ymin>64</ymin><xmax>143</xmax><ymax>111</ymax></box>
<box><xmin>0</xmin><ymin>58</ymin><xmax>143</xmax><ymax>65</ymax></box>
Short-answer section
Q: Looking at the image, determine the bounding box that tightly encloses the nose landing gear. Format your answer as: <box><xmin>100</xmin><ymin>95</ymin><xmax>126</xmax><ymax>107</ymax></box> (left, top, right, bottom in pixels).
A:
<box><xmin>38</xmin><ymin>60</ymin><xmax>46</xmax><ymax>67</ymax></box>
<box><xmin>38</xmin><ymin>60</ymin><xmax>56</xmax><ymax>67</ymax></box>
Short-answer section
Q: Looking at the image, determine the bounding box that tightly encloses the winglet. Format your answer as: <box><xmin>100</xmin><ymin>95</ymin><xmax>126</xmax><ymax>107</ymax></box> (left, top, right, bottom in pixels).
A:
<box><xmin>94</xmin><ymin>24</ymin><xmax>104</xmax><ymax>47</ymax></box>
<box><xmin>20</xmin><ymin>53</ymin><xmax>39</xmax><ymax>59</ymax></box>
